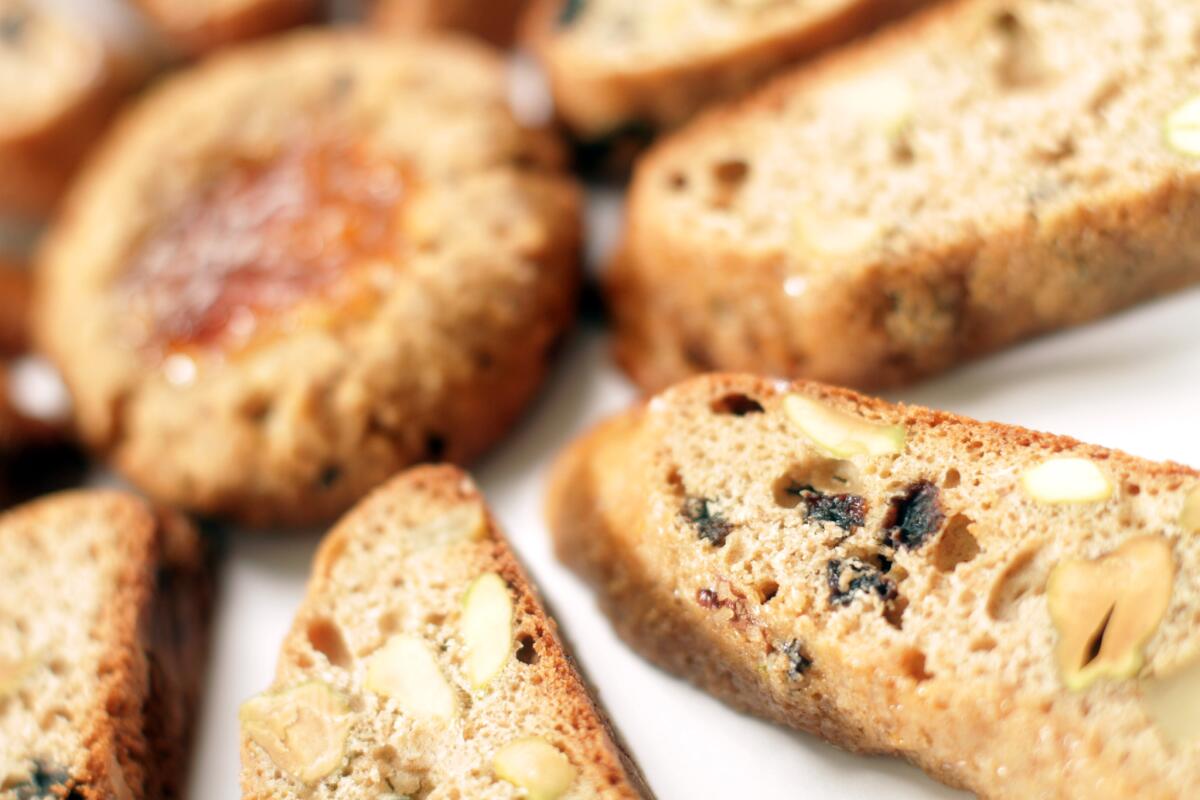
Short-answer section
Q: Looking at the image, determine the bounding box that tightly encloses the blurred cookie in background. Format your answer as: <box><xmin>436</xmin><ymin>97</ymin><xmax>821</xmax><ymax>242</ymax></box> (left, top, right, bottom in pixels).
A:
<box><xmin>132</xmin><ymin>0</ymin><xmax>320</xmax><ymax>55</ymax></box>
<box><xmin>36</xmin><ymin>31</ymin><xmax>582</xmax><ymax>527</ymax></box>
<box><xmin>370</xmin><ymin>0</ymin><xmax>531</xmax><ymax>47</ymax></box>
<box><xmin>0</xmin><ymin>262</ymin><xmax>86</xmax><ymax>509</ymax></box>
<box><xmin>0</xmin><ymin>0</ymin><xmax>158</xmax><ymax>221</ymax></box>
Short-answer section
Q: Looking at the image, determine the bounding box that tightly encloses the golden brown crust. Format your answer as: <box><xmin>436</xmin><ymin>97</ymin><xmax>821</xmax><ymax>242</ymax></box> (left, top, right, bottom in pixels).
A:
<box><xmin>610</xmin><ymin>0</ymin><xmax>1200</xmax><ymax>392</ymax></box>
<box><xmin>524</xmin><ymin>0</ymin><xmax>931</xmax><ymax>137</ymax></box>
<box><xmin>35</xmin><ymin>31</ymin><xmax>582</xmax><ymax>527</ymax></box>
<box><xmin>547</xmin><ymin>373</ymin><xmax>1200</xmax><ymax>798</ymax></box>
<box><xmin>0</xmin><ymin>490</ymin><xmax>212</xmax><ymax>799</ymax></box>
<box><xmin>134</xmin><ymin>0</ymin><xmax>318</xmax><ymax>55</ymax></box>
<box><xmin>371</xmin><ymin>0</ymin><xmax>531</xmax><ymax>47</ymax></box>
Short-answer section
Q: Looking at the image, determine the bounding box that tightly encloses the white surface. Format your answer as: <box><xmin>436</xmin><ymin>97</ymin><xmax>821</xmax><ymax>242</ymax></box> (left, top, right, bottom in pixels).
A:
<box><xmin>188</xmin><ymin>185</ymin><xmax>1200</xmax><ymax>798</ymax></box>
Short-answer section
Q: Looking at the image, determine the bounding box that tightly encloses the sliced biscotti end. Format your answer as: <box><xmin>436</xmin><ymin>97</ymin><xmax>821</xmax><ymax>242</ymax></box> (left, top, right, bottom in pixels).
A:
<box><xmin>547</xmin><ymin>373</ymin><xmax>1200</xmax><ymax>797</ymax></box>
<box><xmin>612</xmin><ymin>0</ymin><xmax>1200</xmax><ymax>391</ymax></box>
<box><xmin>240</xmin><ymin>465</ymin><xmax>650</xmax><ymax>800</ymax></box>
<box><xmin>0</xmin><ymin>490</ymin><xmax>211</xmax><ymax>800</ymax></box>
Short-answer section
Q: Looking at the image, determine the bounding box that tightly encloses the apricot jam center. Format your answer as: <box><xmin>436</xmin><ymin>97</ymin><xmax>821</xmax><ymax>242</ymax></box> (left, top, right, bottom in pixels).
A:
<box><xmin>123</xmin><ymin>138</ymin><xmax>407</xmax><ymax>350</ymax></box>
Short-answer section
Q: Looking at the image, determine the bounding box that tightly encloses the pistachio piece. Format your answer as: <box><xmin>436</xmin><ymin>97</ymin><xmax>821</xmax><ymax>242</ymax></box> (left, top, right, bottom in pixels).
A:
<box><xmin>1021</xmin><ymin>457</ymin><xmax>1112</xmax><ymax>504</ymax></box>
<box><xmin>1143</xmin><ymin>658</ymin><xmax>1200</xmax><ymax>745</ymax></box>
<box><xmin>1047</xmin><ymin>536</ymin><xmax>1174</xmax><ymax>691</ymax></box>
<box><xmin>409</xmin><ymin>504</ymin><xmax>488</xmax><ymax>551</ymax></box>
<box><xmin>462</xmin><ymin>572</ymin><xmax>513</xmax><ymax>688</ymax></box>
<box><xmin>1180</xmin><ymin>486</ymin><xmax>1200</xmax><ymax>533</ymax></box>
<box><xmin>365</xmin><ymin>635</ymin><xmax>458</xmax><ymax>720</ymax></box>
<box><xmin>1165</xmin><ymin>95</ymin><xmax>1200</xmax><ymax>157</ymax></box>
<box><xmin>783</xmin><ymin>394</ymin><xmax>906</xmax><ymax>458</ymax></box>
<box><xmin>493</xmin><ymin>737</ymin><xmax>576</xmax><ymax>800</ymax></box>
<box><xmin>240</xmin><ymin>682</ymin><xmax>353</xmax><ymax>785</ymax></box>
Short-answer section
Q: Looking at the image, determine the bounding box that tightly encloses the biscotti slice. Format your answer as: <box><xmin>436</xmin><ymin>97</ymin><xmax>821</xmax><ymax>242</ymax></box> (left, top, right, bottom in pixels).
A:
<box><xmin>547</xmin><ymin>373</ymin><xmax>1200</xmax><ymax>798</ymax></box>
<box><xmin>0</xmin><ymin>490</ymin><xmax>212</xmax><ymax>799</ymax></box>
<box><xmin>240</xmin><ymin>465</ymin><xmax>651</xmax><ymax>799</ymax></box>
<box><xmin>35</xmin><ymin>31</ymin><xmax>581</xmax><ymax>527</ymax></box>
<box><xmin>611</xmin><ymin>0</ymin><xmax>1200</xmax><ymax>392</ymax></box>
<box><xmin>133</xmin><ymin>0</ymin><xmax>317</xmax><ymax>55</ymax></box>
<box><xmin>0</xmin><ymin>0</ymin><xmax>153</xmax><ymax>219</ymax></box>
<box><xmin>524</xmin><ymin>0</ymin><xmax>931</xmax><ymax>140</ymax></box>
<box><xmin>371</xmin><ymin>0</ymin><xmax>531</xmax><ymax>47</ymax></box>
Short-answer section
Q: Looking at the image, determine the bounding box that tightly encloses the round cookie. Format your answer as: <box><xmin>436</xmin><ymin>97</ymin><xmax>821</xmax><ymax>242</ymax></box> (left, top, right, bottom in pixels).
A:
<box><xmin>0</xmin><ymin>0</ymin><xmax>154</xmax><ymax>219</ymax></box>
<box><xmin>36</xmin><ymin>31</ymin><xmax>582</xmax><ymax>527</ymax></box>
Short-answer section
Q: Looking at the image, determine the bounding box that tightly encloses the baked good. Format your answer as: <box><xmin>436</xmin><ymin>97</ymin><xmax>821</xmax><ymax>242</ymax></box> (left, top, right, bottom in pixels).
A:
<box><xmin>0</xmin><ymin>490</ymin><xmax>212</xmax><ymax>799</ymax></box>
<box><xmin>524</xmin><ymin>0</ymin><xmax>931</xmax><ymax>140</ymax></box>
<box><xmin>35</xmin><ymin>31</ymin><xmax>582</xmax><ymax>527</ymax></box>
<box><xmin>546</xmin><ymin>372</ymin><xmax>1200</xmax><ymax>798</ymax></box>
<box><xmin>0</xmin><ymin>0</ymin><xmax>151</xmax><ymax>219</ymax></box>
<box><xmin>609</xmin><ymin>0</ymin><xmax>1200</xmax><ymax>393</ymax></box>
<box><xmin>371</xmin><ymin>0</ymin><xmax>531</xmax><ymax>47</ymax></box>
<box><xmin>133</xmin><ymin>0</ymin><xmax>317</xmax><ymax>55</ymax></box>
<box><xmin>240</xmin><ymin>465</ymin><xmax>651</xmax><ymax>799</ymax></box>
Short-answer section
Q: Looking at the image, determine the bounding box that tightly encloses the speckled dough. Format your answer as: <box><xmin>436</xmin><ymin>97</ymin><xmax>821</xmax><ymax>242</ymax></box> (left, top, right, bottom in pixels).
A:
<box><xmin>547</xmin><ymin>373</ymin><xmax>1200</xmax><ymax>799</ymax></box>
<box><xmin>36</xmin><ymin>31</ymin><xmax>582</xmax><ymax>527</ymax></box>
<box><xmin>611</xmin><ymin>0</ymin><xmax>1200</xmax><ymax>392</ymax></box>
<box><xmin>0</xmin><ymin>491</ymin><xmax>212</xmax><ymax>799</ymax></box>
<box><xmin>240</xmin><ymin>465</ymin><xmax>652</xmax><ymax>799</ymax></box>
<box><xmin>524</xmin><ymin>0</ymin><xmax>931</xmax><ymax>138</ymax></box>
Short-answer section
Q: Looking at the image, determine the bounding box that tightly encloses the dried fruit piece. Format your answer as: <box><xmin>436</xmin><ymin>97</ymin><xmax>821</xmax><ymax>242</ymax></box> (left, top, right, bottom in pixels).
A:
<box><xmin>1165</xmin><ymin>95</ymin><xmax>1200</xmax><ymax>157</ymax></box>
<box><xmin>827</xmin><ymin>558</ymin><xmax>897</xmax><ymax>607</ymax></box>
<box><xmin>789</xmin><ymin>485</ymin><xmax>866</xmax><ymax>531</ymax></box>
<box><xmin>681</xmin><ymin>496</ymin><xmax>732</xmax><ymax>546</ymax></box>
<box><xmin>493</xmin><ymin>737</ymin><xmax>576</xmax><ymax>800</ymax></box>
<box><xmin>884</xmin><ymin>481</ymin><xmax>944</xmax><ymax>549</ymax></box>
<box><xmin>1143</xmin><ymin>658</ymin><xmax>1200</xmax><ymax>746</ymax></box>
<box><xmin>1021</xmin><ymin>457</ymin><xmax>1112</xmax><ymax>504</ymax></box>
<box><xmin>462</xmin><ymin>572</ymin><xmax>513</xmax><ymax>689</ymax></box>
<box><xmin>783</xmin><ymin>394</ymin><xmax>906</xmax><ymax>459</ymax></box>
<box><xmin>6</xmin><ymin>760</ymin><xmax>71</xmax><ymax>800</ymax></box>
<box><xmin>779</xmin><ymin>640</ymin><xmax>813</xmax><ymax>678</ymax></box>
<box><xmin>409</xmin><ymin>504</ymin><xmax>488</xmax><ymax>550</ymax></box>
<box><xmin>1047</xmin><ymin>536</ymin><xmax>1174</xmax><ymax>691</ymax></box>
<box><xmin>1180</xmin><ymin>486</ymin><xmax>1200</xmax><ymax>533</ymax></box>
<box><xmin>365</xmin><ymin>635</ymin><xmax>458</xmax><ymax>720</ymax></box>
<box><xmin>240</xmin><ymin>682</ymin><xmax>353</xmax><ymax>785</ymax></box>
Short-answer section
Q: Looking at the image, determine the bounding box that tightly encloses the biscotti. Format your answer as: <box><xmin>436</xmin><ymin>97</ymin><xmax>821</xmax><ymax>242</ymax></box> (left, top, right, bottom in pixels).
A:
<box><xmin>240</xmin><ymin>465</ymin><xmax>651</xmax><ymax>799</ymax></box>
<box><xmin>133</xmin><ymin>0</ymin><xmax>317</xmax><ymax>55</ymax></box>
<box><xmin>35</xmin><ymin>31</ymin><xmax>582</xmax><ymax>527</ymax></box>
<box><xmin>0</xmin><ymin>0</ymin><xmax>151</xmax><ymax>219</ymax></box>
<box><xmin>610</xmin><ymin>0</ymin><xmax>1200</xmax><ymax>392</ymax></box>
<box><xmin>524</xmin><ymin>0</ymin><xmax>931</xmax><ymax>139</ymax></box>
<box><xmin>546</xmin><ymin>373</ymin><xmax>1200</xmax><ymax>798</ymax></box>
<box><xmin>371</xmin><ymin>0</ymin><xmax>531</xmax><ymax>47</ymax></box>
<box><xmin>0</xmin><ymin>490</ymin><xmax>212</xmax><ymax>799</ymax></box>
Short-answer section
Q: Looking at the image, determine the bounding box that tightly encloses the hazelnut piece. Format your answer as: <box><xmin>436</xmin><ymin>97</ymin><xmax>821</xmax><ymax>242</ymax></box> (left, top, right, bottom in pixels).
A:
<box><xmin>1143</xmin><ymin>658</ymin><xmax>1200</xmax><ymax>746</ymax></box>
<box><xmin>462</xmin><ymin>572</ymin><xmax>514</xmax><ymax>689</ymax></box>
<box><xmin>1021</xmin><ymin>457</ymin><xmax>1112</xmax><ymax>504</ymax></box>
<box><xmin>1047</xmin><ymin>536</ymin><xmax>1174</xmax><ymax>691</ymax></box>
<box><xmin>493</xmin><ymin>737</ymin><xmax>576</xmax><ymax>800</ymax></box>
<box><xmin>1166</xmin><ymin>95</ymin><xmax>1200</xmax><ymax>157</ymax></box>
<box><xmin>1180</xmin><ymin>486</ymin><xmax>1200</xmax><ymax>533</ymax></box>
<box><xmin>783</xmin><ymin>394</ymin><xmax>906</xmax><ymax>458</ymax></box>
<box><xmin>364</xmin><ymin>635</ymin><xmax>458</xmax><ymax>720</ymax></box>
<box><xmin>239</xmin><ymin>682</ymin><xmax>353</xmax><ymax>785</ymax></box>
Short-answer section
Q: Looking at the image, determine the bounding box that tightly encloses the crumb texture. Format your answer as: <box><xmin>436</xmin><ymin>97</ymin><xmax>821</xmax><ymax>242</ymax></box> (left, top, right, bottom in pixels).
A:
<box><xmin>547</xmin><ymin>373</ymin><xmax>1200</xmax><ymax>798</ymax></box>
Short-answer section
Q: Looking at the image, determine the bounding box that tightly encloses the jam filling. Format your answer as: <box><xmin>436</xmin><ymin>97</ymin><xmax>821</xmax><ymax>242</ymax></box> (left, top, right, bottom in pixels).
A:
<box><xmin>122</xmin><ymin>137</ymin><xmax>408</xmax><ymax>351</ymax></box>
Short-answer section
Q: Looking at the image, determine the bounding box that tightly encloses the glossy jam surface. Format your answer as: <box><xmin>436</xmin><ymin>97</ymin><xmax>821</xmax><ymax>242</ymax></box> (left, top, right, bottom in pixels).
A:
<box><xmin>122</xmin><ymin>138</ymin><xmax>407</xmax><ymax>351</ymax></box>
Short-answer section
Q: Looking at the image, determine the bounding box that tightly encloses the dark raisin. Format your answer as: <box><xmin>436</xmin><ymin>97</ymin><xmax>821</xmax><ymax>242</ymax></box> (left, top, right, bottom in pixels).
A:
<box><xmin>788</xmin><ymin>485</ymin><xmax>866</xmax><ymax>531</ymax></box>
<box><xmin>681</xmin><ymin>496</ymin><xmax>732</xmax><ymax>547</ymax></box>
<box><xmin>11</xmin><ymin>760</ymin><xmax>71</xmax><ymax>800</ymax></box>
<box><xmin>0</xmin><ymin>10</ymin><xmax>28</xmax><ymax>44</ymax></box>
<box><xmin>317</xmin><ymin>464</ymin><xmax>342</xmax><ymax>488</ymax></box>
<box><xmin>827</xmin><ymin>558</ymin><xmax>897</xmax><ymax>606</ymax></box>
<box><xmin>883</xmin><ymin>481</ymin><xmax>945</xmax><ymax>549</ymax></box>
<box><xmin>780</xmin><ymin>640</ymin><xmax>813</xmax><ymax>678</ymax></box>
<box><xmin>557</xmin><ymin>0</ymin><xmax>587</xmax><ymax>27</ymax></box>
<box><xmin>696</xmin><ymin>588</ymin><xmax>719</xmax><ymax>608</ymax></box>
